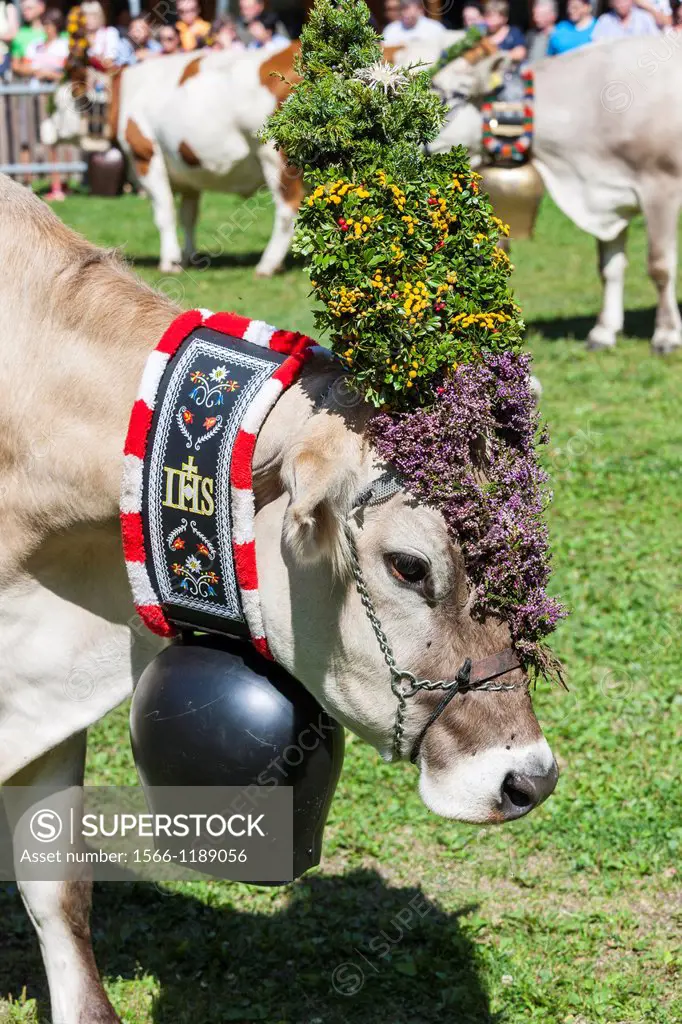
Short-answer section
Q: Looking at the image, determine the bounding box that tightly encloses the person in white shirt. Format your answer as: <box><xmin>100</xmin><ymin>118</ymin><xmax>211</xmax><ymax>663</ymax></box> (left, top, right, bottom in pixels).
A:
<box><xmin>382</xmin><ymin>0</ymin><xmax>447</xmax><ymax>44</ymax></box>
<box><xmin>81</xmin><ymin>0</ymin><xmax>120</xmax><ymax>65</ymax></box>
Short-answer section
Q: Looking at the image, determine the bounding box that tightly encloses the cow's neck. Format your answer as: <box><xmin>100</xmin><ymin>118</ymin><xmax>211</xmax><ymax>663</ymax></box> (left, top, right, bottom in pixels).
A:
<box><xmin>1</xmin><ymin>232</ymin><xmax>177</xmax><ymax>571</ymax></box>
<box><xmin>253</xmin><ymin>352</ymin><xmax>345</xmax><ymax>507</ymax></box>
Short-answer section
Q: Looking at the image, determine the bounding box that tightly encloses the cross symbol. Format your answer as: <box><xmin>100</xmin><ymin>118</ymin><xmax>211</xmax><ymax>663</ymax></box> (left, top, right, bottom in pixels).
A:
<box><xmin>181</xmin><ymin>456</ymin><xmax>199</xmax><ymax>477</ymax></box>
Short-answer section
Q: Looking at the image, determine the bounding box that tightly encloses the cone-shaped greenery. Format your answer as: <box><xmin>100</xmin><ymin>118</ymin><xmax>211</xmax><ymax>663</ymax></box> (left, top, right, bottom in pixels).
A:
<box><xmin>264</xmin><ymin>0</ymin><xmax>521</xmax><ymax>409</ymax></box>
<box><xmin>264</xmin><ymin>0</ymin><xmax>565</xmax><ymax>676</ymax></box>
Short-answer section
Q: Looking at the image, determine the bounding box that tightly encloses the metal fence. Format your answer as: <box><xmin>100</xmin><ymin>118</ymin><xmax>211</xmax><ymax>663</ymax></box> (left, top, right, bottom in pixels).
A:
<box><xmin>0</xmin><ymin>81</ymin><xmax>87</xmax><ymax>179</ymax></box>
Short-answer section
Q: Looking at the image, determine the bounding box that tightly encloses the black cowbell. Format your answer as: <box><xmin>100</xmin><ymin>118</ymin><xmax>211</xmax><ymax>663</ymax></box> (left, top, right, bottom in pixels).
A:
<box><xmin>129</xmin><ymin>633</ymin><xmax>345</xmax><ymax>883</ymax></box>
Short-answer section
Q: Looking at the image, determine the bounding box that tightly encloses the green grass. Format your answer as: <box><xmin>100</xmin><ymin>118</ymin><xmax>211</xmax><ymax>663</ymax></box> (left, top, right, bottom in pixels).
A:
<box><xmin>1</xmin><ymin>192</ymin><xmax>681</xmax><ymax>1024</ymax></box>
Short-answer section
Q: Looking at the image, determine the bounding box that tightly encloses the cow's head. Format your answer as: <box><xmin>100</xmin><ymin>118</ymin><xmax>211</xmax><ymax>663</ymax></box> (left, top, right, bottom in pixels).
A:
<box><xmin>255</xmin><ymin>375</ymin><xmax>558</xmax><ymax>825</ymax></box>
<box><xmin>425</xmin><ymin>48</ymin><xmax>511</xmax><ymax>160</ymax></box>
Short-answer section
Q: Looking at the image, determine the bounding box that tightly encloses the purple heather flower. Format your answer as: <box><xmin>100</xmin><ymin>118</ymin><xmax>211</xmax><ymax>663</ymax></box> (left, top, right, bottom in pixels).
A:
<box><xmin>368</xmin><ymin>352</ymin><xmax>566</xmax><ymax>677</ymax></box>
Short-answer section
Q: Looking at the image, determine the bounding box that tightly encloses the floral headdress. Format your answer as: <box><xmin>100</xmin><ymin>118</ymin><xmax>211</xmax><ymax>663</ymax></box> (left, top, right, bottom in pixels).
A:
<box><xmin>264</xmin><ymin>0</ymin><xmax>565</xmax><ymax>679</ymax></box>
<box><xmin>65</xmin><ymin>5</ymin><xmax>89</xmax><ymax>75</ymax></box>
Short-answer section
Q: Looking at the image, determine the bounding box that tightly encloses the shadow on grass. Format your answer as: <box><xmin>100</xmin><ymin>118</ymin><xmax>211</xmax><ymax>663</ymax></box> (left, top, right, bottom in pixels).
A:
<box><xmin>526</xmin><ymin>306</ymin><xmax>657</xmax><ymax>343</ymax></box>
<box><xmin>0</xmin><ymin>870</ymin><xmax>495</xmax><ymax>1024</ymax></box>
<box><xmin>130</xmin><ymin>251</ymin><xmax>302</xmax><ymax>273</ymax></box>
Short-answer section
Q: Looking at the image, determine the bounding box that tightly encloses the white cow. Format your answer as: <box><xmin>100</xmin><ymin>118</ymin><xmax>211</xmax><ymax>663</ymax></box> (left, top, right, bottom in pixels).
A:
<box><xmin>0</xmin><ymin>175</ymin><xmax>558</xmax><ymax>1023</ymax></box>
<box><xmin>428</xmin><ymin>33</ymin><xmax>682</xmax><ymax>353</ymax></box>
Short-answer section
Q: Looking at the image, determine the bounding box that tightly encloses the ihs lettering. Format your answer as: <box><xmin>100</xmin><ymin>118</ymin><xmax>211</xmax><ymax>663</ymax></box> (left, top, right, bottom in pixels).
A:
<box><xmin>163</xmin><ymin>456</ymin><xmax>215</xmax><ymax>516</ymax></box>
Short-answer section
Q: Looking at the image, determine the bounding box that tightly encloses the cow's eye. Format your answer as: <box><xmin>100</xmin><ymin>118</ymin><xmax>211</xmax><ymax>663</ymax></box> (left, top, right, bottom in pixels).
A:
<box><xmin>386</xmin><ymin>552</ymin><xmax>430</xmax><ymax>588</ymax></box>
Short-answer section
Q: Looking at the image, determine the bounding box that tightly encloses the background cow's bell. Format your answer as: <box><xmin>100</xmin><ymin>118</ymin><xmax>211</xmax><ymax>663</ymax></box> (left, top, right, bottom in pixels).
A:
<box><xmin>480</xmin><ymin>163</ymin><xmax>545</xmax><ymax>240</ymax></box>
<box><xmin>130</xmin><ymin>633</ymin><xmax>345</xmax><ymax>883</ymax></box>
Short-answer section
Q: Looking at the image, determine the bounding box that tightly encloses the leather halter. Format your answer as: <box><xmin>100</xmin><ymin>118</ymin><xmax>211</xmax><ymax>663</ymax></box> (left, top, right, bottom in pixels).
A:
<box><xmin>349</xmin><ymin>473</ymin><xmax>526</xmax><ymax>761</ymax></box>
<box><xmin>408</xmin><ymin>646</ymin><xmax>521</xmax><ymax>764</ymax></box>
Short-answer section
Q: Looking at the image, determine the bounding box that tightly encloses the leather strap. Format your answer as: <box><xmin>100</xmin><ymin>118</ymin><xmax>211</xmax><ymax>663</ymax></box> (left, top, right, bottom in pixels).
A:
<box><xmin>409</xmin><ymin>647</ymin><xmax>522</xmax><ymax>764</ymax></box>
<box><xmin>470</xmin><ymin>647</ymin><xmax>521</xmax><ymax>686</ymax></box>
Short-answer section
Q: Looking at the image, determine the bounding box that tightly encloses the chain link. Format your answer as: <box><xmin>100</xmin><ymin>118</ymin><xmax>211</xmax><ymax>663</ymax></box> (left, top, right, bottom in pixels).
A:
<box><xmin>345</xmin><ymin>519</ymin><xmax>521</xmax><ymax>762</ymax></box>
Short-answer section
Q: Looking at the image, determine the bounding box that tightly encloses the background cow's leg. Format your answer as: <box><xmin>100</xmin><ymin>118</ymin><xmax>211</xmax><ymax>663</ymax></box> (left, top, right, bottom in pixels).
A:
<box><xmin>2</xmin><ymin>733</ymin><xmax>120</xmax><ymax>1024</ymax></box>
<box><xmin>255</xmin><ymin>148</ymin><xmax>301</xmax><ymax>278</ymax></box>
<box><xmin>140</xmin><ymin>153</ymin><xmax>183</xmax><ymax>274</ymax></box>
<box><xmin>641</xmin><ymin>191</ymin><xmax>682</xmax><ymax>354</ymax></box>
<box><xmin>180</xmin><ymin>190</ymin><xmax>201</xmax><ymax>268</ymax></box>
<box><xmin>587</xmin><ymin>228</ymin><xmax>628</xmax><ymax>350</ymax></box>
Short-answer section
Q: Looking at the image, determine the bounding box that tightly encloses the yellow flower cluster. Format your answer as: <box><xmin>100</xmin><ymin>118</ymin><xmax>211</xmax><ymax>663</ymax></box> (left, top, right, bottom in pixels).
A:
<box><xmin>328</xmin><ymin>285</ymin><xmax>365</xmax><ymax>318</ymax></box>
<box><xmin>369</xmin><ymin>270</ymin><xmax>393</xmax><ymax>294</ymax></box>
<box><xmin>390</xmin><ymin>241</ymin><xmax>404</xmax><ymax>263</ymax></box>
<box><xmin>428</xmin><ymin>189</ymin><xmax>453</xmax><ymax>234</ymax></box>
<box><xmin>385</xmin><ymin>355</ymin><xmax>422</xmax><ymax>389</ymax></box>
<box><xmin>402</xmin><ymin>281</ymin><xmax>429</xmax><ymax>324</ymax></box>
<box><xmin>306</xmin><ymin>179</ymin><xmax>371</xmax><ymax>208</ymax></box>
<box><xmin>401</xmin><ymin>214</ymin><xmax>416</xmax><ymax>236</ymax></box>
<box><xmin>388</xmin><ymin>183</ymin><xmax>406</xmax><ymax>211</ymax></box>
<box><xmin>451</xmin><ymin>311</ymin><xmax>511</xmax><ymax>330</ymax></box>
<box><xmin>349</xmin><ymin>214</ymin><xmax>382</xmax><ymax>238</ymax></box>
<box><xmin>491</xmin><ymin>215</ymin><xmax>511</xmax><ymax>238</ymax></box>
<box><xmin>492</xmin><ymin>246</ymin><xmax>511</xmax><ymax>267</ymax></box>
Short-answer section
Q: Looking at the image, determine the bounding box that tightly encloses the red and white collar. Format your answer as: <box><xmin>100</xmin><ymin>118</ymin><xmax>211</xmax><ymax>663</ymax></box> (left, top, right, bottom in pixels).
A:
<box><xmin>120</xmin><ymin>309</ymin><xmax>315</xmax><ymax>659</ymax></box>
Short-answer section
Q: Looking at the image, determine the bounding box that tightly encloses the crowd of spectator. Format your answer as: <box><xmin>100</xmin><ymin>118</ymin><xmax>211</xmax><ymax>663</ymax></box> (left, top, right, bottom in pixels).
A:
<box><xmin>0</xmin><ymin>0</ymin><xmax>291</xmax><ymax>85</ymax></box>
<box><xmin>2</xmin><ymin>0</ymin><xmax>680</xmax><ymax>92</ymax></box>
<box><xmin>1</xmin><ymin>0</ymin><xmax>680</xmax><ymax>201</ymax></box>
<box><xmin>383</xmin><ymin>0</ymin><xmax>682</xmax><ymax>60</ymax></box>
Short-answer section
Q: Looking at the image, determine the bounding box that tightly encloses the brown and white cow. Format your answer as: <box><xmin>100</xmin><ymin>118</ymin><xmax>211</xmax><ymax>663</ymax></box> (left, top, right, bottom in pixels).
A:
<box><xmin>0</xmin><ymin>175</ymin><xmax>558</xmax><ymax>1021</ymax></box>
<box><xmin>114</xmin><ymin>42</ymin><xmax>304</xmax><ymax>276</ymax></box>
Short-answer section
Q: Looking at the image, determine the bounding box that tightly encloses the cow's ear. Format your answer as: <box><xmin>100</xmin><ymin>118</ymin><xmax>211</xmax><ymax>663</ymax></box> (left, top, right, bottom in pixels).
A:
<box><xmin>281</xmin><ymin>419</ymin><xmax>360</xmax><ymax>577</ymax></box>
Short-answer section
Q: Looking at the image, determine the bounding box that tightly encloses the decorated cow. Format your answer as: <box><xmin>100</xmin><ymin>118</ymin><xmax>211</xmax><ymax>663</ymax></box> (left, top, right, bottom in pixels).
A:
<box><xmin>0</xmin><ymin>2</ymin><xmax>565</xmax><ymax>1020</ymax></box>
<box><xmin>425</xmin><ymin>33</ymin><xmax>682</xmax><ymax>354</ymax></box>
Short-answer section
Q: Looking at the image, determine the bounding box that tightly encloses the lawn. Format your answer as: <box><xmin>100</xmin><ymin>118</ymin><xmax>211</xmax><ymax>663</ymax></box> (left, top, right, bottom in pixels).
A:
<box><xmin>0</xmin><ymin>190</ymin><xmax>680</xmax><ymax>1024</ymax></box>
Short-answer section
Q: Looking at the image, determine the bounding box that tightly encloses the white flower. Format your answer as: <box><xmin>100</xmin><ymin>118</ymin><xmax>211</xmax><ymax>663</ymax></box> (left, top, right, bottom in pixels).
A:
<box><xmin>210</xmin><ymin>366</ymin><xmax>228</xmax><ymax>382</ymax></box>
<box><xmin>354</xmin><ymin>61</ymin><xmax>409</xmax><ymax>94</ymax></box>
<box><xmin>185</xmin><ymin>555</ymin><xmax>202</xmax><ymax>573</ymax></box>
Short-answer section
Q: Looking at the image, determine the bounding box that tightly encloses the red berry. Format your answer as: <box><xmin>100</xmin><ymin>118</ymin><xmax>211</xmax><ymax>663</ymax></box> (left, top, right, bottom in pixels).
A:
<box><xmin>428</xmin><ymin>197</ymin><xmax>438</xmax><ymax>206</ymax></box>
<box><xmin>391</xmin><ymin>292</ymin><xmax>399</xmax><ymax>299</ymax></box>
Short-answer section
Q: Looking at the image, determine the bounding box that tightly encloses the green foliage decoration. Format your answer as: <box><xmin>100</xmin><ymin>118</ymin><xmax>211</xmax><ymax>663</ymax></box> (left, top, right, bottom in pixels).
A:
<box><xmin>427</xmin><ymin>25</ymin><xmax>485</xmax><ymax>79</ymax></box>
<box><xmin>264</xmin><ymin>0</ymin><xmax>522</xmax><ymax>410</ymax></box>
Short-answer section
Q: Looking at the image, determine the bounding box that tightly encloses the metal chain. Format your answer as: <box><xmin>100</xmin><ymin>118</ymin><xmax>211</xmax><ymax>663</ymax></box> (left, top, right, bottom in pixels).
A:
<box><xmin>344</xmin><ymin>519</ymin><xmax>521</xmax><ymax>762</ymax></box>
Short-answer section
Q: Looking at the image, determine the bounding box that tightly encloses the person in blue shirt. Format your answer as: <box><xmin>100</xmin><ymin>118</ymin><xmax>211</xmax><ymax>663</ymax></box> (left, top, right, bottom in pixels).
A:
<box><xmin>483</xmin><ymin>0</ymin><xmax>527</xmax><ymax>62</ymax></box>
<box><xmin>548</xmin><ymin>0</ymin><xmax>596</xmax><ymax>54</ymax></box>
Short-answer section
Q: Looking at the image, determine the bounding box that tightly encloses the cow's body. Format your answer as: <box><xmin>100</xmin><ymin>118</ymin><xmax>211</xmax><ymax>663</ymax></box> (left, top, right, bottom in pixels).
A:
<box><xmin>115</xmin><ymin>44</ymin><xmax>301</xmax><ymax>275</ymax></box>
<box><xmin>430</xmin><ymin>33</ymin><xmax>682</xmax><ymax>352</ymax></box>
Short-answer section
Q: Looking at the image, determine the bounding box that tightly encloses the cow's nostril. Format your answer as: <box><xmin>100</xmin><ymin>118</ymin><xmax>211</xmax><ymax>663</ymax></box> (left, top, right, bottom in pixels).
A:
<box><xmin>500</xmin><ymin>763</ymin><xmax>558</xmax><ymax>821</ymax></box>
<box><xmin>502</xmin><ymin>773</ymin><xmax>535</xmax><ymax>810</ymax></box>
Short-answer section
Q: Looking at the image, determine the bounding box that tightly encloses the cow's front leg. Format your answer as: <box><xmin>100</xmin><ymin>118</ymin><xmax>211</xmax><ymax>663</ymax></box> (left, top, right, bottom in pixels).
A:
<box><xmin>255</xmin><ymin>148</ymin><xmax>301</xmax><ymax>278</ymax></box>
<box><xmin>587</xmin><ymin>229</ymin><xmax>628</xmax><ymax>350</ymax></box>
<box><xmin>643</xmin><ymin>193</ymin><xmax>682</xmax><ymax>355</ymax></box>
<box><xmin>2</xmin><ymin>733</ymin><xmax>120</xmax><ymax>1024</ymax></box>
<box><xmin>142</xmin><ymin>153</ymin><xmax>183</xmax><ymax>274</ymax></box>
<box><xmin>180</xmin><ymin>191</ymin><xmax>201</xmax><ymax>268</ymax></box>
